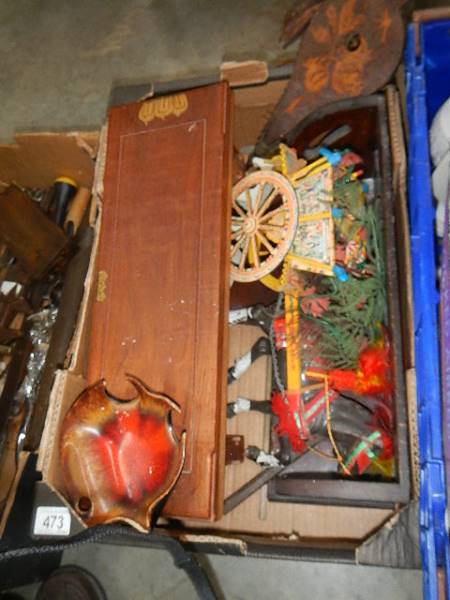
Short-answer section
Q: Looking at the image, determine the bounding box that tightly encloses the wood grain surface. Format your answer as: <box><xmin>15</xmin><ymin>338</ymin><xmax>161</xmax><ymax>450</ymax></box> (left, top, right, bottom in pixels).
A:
<box><xmin>87</xmin><ymin>83</ymin><xmax>232</xmax><ymax>520</ymax></box>
<box><xmin>255</xmin><ymin>0</ymin><xmax>404</xmax><ymax>155</ymax></box>
<box><xmin>0</xmin><ymin>186</ymin><xmax>72</xmax><ymax>279</ymax></box>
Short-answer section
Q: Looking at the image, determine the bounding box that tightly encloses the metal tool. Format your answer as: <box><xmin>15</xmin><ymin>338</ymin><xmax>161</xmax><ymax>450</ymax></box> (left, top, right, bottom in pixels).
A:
<box><xmin>25</xmin><ymin>223</ymin><xmax>94</xmax><ymax>450</ymax></box>
<box><xmin>51</xmin><ymin>177</ymin><xmax>78</xmax><ymax>227</ymax></box>
<box><xmin>64</xmin><ymin>187</ymin><xmax>91</xmax><ymax>237</ymax></box>
<box><xmin>223</xmin><ymin>466</ymin><xmax>283</xmax><ymax>514</ymax></box>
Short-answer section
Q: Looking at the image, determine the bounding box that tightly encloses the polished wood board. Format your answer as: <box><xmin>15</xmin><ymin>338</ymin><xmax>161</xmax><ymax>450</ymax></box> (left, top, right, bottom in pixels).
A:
<box><xmin>88</xmin><ymin>83</ymin><xmax>232</xmax><ymax>520</ymax></box>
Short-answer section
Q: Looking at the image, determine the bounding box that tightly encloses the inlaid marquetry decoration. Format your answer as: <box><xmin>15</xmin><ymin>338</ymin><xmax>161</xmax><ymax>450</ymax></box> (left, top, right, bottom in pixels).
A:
<box><xmin>138</xmin><ymin>93</ymin><xmax>189</xmax><ymax>125</ymax></box>
<box><xmin>96</xmin><ymin>270</ymin><xmax>108</xmax><ymax>302</ymax></box>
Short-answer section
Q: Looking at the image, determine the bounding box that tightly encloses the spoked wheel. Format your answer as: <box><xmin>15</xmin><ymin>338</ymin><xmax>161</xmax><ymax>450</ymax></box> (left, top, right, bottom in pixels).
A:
<box><xmin>230</xmin><ymin>171</ymin><xmax>299</xmax><ymax>283</ymax></box>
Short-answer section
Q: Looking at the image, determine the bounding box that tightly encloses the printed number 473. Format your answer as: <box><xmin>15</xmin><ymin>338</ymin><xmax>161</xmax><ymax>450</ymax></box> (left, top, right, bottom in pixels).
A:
<box><xmin>43</xmin><ymin>515</ymin><xmax>65</xmax><ymax>529</ymax></box>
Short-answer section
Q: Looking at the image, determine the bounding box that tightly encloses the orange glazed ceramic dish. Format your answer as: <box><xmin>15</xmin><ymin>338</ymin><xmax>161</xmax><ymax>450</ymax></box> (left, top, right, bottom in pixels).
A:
<box><xmin>59</xmin><ymin>375</ymin><xmax>186</xmax><ymax>532</ymax></box>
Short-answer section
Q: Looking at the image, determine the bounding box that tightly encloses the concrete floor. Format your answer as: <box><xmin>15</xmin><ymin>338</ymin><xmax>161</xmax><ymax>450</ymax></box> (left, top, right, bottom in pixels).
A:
<box><xmin>12</xmin><ymin>544</ymin><xmax>422</xmax><ymax>600</ymax></box>
<box><xmin>1</xmin><ymin>0</ymin><xmax>447</xmax><ymax>597</ymax></box>
<box><xmin>0</xmin><ymin>0</ymin><xmax>295</xmax><ymax>142</ymax></box>
<box><xmin>1</xmin><ymin>0</ymin><xmax>444</xmax><ymax>144</ymax></box>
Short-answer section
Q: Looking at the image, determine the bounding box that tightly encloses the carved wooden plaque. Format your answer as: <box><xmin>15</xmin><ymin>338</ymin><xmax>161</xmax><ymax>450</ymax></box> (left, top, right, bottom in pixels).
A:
<box><xmin>255</xmin><ymin>0</ymin><xmax>404</xmax><ymax>155</ymax></box>
<box><xmin>88</xmin><ymin>83</ymin><xmax>232</xmax><ymax>520</ymax></box>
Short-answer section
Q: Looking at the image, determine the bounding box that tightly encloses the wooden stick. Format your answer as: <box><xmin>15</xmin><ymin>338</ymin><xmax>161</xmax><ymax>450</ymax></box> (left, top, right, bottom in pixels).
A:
<box><xmin>64</xmin><ymin>187</ymin><xmax>91</xmax><ymax>236</ymax></box>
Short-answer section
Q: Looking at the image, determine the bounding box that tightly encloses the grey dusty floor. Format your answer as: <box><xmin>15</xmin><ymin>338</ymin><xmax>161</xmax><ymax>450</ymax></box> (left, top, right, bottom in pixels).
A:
<box><xmin>1</xmin><ymin>0</ymin><xmax>446</xmax><ymax>598</ymax></box>
<box><xmin>13</xmin><ymin>543</ymin><xmax>422</xmax><ymax>600</ymax></box>
<box><xmin>0</xmin><ymin>0</ymin><xmax>295</xmax><ymax>142</ymax></box>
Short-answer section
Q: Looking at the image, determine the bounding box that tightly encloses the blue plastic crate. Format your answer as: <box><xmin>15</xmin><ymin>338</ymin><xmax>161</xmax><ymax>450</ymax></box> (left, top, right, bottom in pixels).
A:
<box><xmin>405</xmin><ymin>21</ymin><xmax>450</xmax><ymax>600</ymax></box>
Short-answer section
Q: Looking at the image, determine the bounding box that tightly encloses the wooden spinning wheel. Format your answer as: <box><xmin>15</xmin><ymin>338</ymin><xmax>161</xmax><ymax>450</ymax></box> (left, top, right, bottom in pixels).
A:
<box><xmin>230</xmin><ymin>171</ymin><xmax>299</xmax><ymax>283</ymax></box>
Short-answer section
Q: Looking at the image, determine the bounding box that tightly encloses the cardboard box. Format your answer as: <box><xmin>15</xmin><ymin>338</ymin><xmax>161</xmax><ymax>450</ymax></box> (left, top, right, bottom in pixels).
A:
<box><xmin>0</xmin><ymin>68</ymin><xmax>420</xmax><ymax>568</ymax></box>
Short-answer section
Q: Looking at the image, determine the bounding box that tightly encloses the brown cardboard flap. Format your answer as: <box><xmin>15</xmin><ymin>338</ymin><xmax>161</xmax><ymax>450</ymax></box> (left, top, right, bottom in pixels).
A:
<box><xmin>92</xmin><ymin>125</ymin><xmax>108</xmax><ymax>202</ymax></box>
<box><xmin>356</xmin><ymin>501</ymin><xmax>420</xmax><ymax>569</ymax></box>
<box><xmin>406</xmin><ymin>369</ymin><xmax>419</xmax><ymax>499</ymax></box>
<box><xmin>220</xmin><ymin>61</ymin><xmax>269</xmax><ymax>87</ymax></box>
<box><xmin>385</xmin><ymin>86</ymin><xmax>419</xmax><ymax>499</ymax></box>
<box><xmin>178</xmin><ymin>532</ymin><xmax>248</xmax><ymax>555</ymax></box>
<box><xmin>386</xmin><ymin>85</ymin><xmax>415</xmax><ymax>369</ymax></box>
<box><xmin>233</xmin><ymin>82</ymin><xmax>287</xmax><ymax>151</ymax></box>
<box><xmin>412</xmin><ymin>9</ymin><xmax>450</xmax><ymax>57</ymax></box>
<box><xmin>413</xmin><ymin>7</ymin><xmax>450</xmax><ymax>23</ymax></box>
<box><xmin>38</xmin><ymin>370</ymin><xmax>88</xmax><ymax>492</ymax></box>
<box><xmin>0</xmin><ymin>132</ymin><xmax>98</xmax><ymax>188</ymax></box>
<box><xmin>234</xmin><ymin>81</ymin><xmax>287</xmax><ymax>108</ymax></box>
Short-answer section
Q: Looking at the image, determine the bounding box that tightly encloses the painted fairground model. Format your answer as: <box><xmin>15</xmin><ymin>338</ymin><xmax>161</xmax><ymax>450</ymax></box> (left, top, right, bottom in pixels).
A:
<box><xmin>227</xmin><ymin>135</ymin><xmax>396</xmax><ymax>498</ymax></box>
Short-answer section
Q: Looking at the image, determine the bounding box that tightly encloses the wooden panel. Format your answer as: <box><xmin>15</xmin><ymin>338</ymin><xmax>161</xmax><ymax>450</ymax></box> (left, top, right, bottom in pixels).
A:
<box><xmin>0</xmin><ymin>186</ymin><xmax>72</xmax><ymax>279</ymax></box>
<box><xmin>88</xmin><ymin>83</ymin><xmax>232</xmax><ymax>520</ymax></box>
